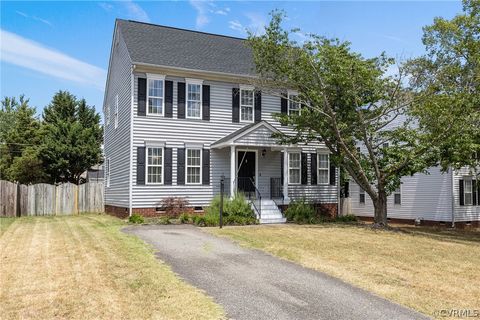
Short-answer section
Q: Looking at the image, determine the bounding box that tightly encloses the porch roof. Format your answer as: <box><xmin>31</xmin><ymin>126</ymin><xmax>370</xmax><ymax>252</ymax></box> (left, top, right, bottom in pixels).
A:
<box><xmin>211</xmin><ymin>121</ymin><xmax>282</xmax><ymax>149</ymax></box>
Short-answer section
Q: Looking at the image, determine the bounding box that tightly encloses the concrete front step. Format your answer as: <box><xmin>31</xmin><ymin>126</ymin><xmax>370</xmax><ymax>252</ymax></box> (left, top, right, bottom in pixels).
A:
<box><xmin>259</xmin><ymin>217</ymin><xmax>287</xmax><ymax>224</ymax></box>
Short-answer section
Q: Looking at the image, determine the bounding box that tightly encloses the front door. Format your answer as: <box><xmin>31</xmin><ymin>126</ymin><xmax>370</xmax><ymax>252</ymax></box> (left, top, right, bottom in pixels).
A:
<box><xmin>237</xmin><ymin>151</ymin><xmax>256</xmax><ymax>194</ymax></box>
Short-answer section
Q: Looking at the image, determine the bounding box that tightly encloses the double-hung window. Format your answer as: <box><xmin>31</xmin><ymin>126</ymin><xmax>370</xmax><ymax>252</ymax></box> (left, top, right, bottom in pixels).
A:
<box><xmin>105</xmin><ymin>105</ymin><xmax>110</xmax><ymax>126</ymax></box>
<box><xmin>464</xmin><ymin>178</ymin><xmax>473</xmax><ymax>205</ymax></box>
<box><xmin>186</xmin><ymin>148</ymin><xmax>202</xmax><ymax>184</ymax></box>
<box><xmin>186</xmin><ymin>82</ymin><xmax>202</xmax><ymax>119</ymax></box>
<box><xmin>317</xmin><ymin>153</ymin><xmax>329</xmax><ymax>184</ymax></box>
<box><xmin>359</xmin><ymin>187</ymin><xmax>365</xmax><ymax>204</ymax></box>
<box><xmin>288</xmin><ymin>94</ymin><xmax>300</xmax><ymax>115</ymax></box>
<box><xmin>240</xmin><ymin>88</ymin><xmax>254</xmax><ymax>122</ymax></box>
<box><xmin>147</xmin><ymin>76</ymin><xmax>164</xmax><ymax>115</ymax></box>
<box><xmin>147</xmin><ymin>147</ymin><xmax>163</xmax><ymax>184</ymax></box>
<box><xmin>114</xmin><ymin>95</ymin><xmax>119</xmax><ymax>129</ymax></box>
<box><xmin>394</xmin><ymin>186</ymin><xmax>401</xmax><ymax>205</ymax></box>
<box><xmin>288</xmin><ymin>152</ymin><xmax>301</xmax><ymax>184</ymax></box>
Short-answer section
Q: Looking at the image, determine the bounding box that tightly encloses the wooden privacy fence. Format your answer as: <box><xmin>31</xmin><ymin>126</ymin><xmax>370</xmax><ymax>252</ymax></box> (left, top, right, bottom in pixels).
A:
<box><xmin>0</xmin><ymin>180</ymin><xmax>104</xmax><ymax>217</ymax></box>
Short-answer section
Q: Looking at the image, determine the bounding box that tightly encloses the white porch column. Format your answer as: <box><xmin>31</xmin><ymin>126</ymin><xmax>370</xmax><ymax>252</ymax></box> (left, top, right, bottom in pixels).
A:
<box><xmin>283</xmin><ymin>148</ymin><xmax>290</xmax><ymax>202</ymax></box>
<box><xmin>230</xmin><ymin>145</ymin><xmax>236</xmax><ymax>197</ymax></box>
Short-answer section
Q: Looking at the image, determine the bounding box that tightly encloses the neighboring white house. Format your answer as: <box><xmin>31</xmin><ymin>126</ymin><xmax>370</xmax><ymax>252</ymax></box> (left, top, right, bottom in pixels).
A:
<box><xmin>103</xmin><ymin>19</ymin><xmax>339</xmax><ymax>223</ymax></box>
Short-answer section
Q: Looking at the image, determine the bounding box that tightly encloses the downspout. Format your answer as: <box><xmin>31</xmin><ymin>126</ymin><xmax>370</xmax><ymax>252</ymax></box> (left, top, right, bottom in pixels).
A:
<box><xmin>451</xmin><ymin>167</ymin><xmax>455</xmax><ymax>228</ymax></box>
<box><xmin>128</xmin><ymin>64</ymin><xmax>135</xmax><ymax>217</ymax></box>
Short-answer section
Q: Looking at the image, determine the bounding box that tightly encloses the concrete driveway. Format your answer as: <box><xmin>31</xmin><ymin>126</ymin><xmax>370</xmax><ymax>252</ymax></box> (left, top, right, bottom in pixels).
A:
<box><xmin>124</xmin><ymin>225</ymin><xmax>429</xmax><ymax>320</ymax></box>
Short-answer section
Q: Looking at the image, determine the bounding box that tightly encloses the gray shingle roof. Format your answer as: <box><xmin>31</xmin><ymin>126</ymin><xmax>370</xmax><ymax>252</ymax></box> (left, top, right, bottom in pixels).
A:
<box><xmin>117</xmin><ymin>19</ymin><xmax>256</xmax><ymax>76</ymax></box>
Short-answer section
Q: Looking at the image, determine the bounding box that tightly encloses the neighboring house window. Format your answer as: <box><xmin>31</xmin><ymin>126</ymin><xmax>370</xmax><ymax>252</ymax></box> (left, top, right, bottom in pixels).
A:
<box><xmin>186</xmin><ymin>82</ymin><xmax>202</xmax><ymax>119</ymax></box>
<box><xmin>317</xmin><ymin>153</ymin><xmax>329</xmax><ymax>184</ymax></box>
<box><xmin>105</xmin><ymin>105</ymin><xmax>110</xmax><ymax>126</ymax></box>
<box><xmin>359</xmin><ymin>187</ymin><xmax>365</xmax><ymax>204</ymax></box>
<box><xmin>186</xmin><ymin>148</ymin><xmax>201</xmax><ymax>184</ymax></box>
<box><xmin>147</xmin><ymin>147</ymin><xmax>163</xmax><ymax>184</ymax></box>
<box><xmin>147</xmin><ymin>77</ymin><xmax>164</xmax><ymax>115</ymax></box>
<box><xmin>288</xmin><ymin>152</ymin><xmax>301</xmax><ymax>184</ymax></box>
<box><xmin>105</xmin><ymin>158</ymin><xmax>110</xmax><ymax>187</ymax></box>
<box><xmin>288</xmin><ymin>94</ymin><xmax>300</xmax><ymax>115</ymax></box>
<box><xmin>464</xmin><ymin>178</ymin><xmax>473</xmax><ymax>206</ymax></box>
<box><xmin>240</xmin><ymin>88</ymin><xmax>254</xmax><ymax>122</ymax></box>
<box><xmin>114</xmin><ymin>95</ymin><xmax>119</xmax><ymax>129</ymax></box>
<box><xmin>394</xmin><ymin>186</ymin><xmax>401</xmax><ymax>205</ymax></box>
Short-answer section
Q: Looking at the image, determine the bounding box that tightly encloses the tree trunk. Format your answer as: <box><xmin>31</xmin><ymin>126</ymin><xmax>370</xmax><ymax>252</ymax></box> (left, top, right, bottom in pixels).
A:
<box><xmin>373</xmin><ymin>191</ymin><xmax>388</xmax><ymax>227</ymax></box>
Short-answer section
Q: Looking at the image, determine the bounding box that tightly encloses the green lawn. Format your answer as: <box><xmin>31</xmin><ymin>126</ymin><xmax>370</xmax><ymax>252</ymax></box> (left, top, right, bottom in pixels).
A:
<box><xmin>0</xmin><ymin>214</ymin><xmax>224</xmax><ymax>320</ymax></box>
<box><xmin>208</xmin><ymin>223</ymin><xmax>480</xmax><ymax>319</ymax></box>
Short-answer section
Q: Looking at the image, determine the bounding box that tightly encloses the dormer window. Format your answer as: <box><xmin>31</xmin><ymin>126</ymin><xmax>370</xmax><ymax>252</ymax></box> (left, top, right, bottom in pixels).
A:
<box><xmin>240</xmin><ymin>87</ymin><xmax>254</xmax><ymax>123</ymax></box>
<box><xmin>186</xmin><ymin>79</ymin><xmax>203</xmax><ymax>119</ymax></box>
<box><xmin>147</xmin><ymin>74</ymin><xmax>165</xmax><ymax>115</ymax></box>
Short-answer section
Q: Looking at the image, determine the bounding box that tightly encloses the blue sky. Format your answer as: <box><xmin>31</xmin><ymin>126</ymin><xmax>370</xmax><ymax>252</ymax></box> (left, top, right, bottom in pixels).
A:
<box><xmin>1</xmin><ymin>1</ymin><xmax>462</xmax><ymax>121</ymax></box>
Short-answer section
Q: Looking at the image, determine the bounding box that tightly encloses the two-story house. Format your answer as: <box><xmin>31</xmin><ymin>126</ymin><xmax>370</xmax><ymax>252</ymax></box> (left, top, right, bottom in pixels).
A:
<box><xmin>103</xmin><ymin>19</ymin><xmax>339</xmax><ymax>223</ymax></box>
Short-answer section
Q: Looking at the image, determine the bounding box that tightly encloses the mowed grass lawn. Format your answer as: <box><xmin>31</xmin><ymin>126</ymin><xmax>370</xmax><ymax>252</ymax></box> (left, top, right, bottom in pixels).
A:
<box><xmin>0</xmin><ymin>215</ymin><xmax>224</xmax><ymax>320</ymax></box>
<box><xmin>209</xmin><ymin>224</ymin><xmax>480</xmax><ymax>319</ymax></box>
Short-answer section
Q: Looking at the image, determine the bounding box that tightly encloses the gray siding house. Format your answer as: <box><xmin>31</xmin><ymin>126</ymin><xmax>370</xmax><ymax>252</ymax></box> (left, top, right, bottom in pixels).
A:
<box><xmin>103</xmin><ymin>20</ymin><xmax>339</xmax><ymax>223</ymax></box>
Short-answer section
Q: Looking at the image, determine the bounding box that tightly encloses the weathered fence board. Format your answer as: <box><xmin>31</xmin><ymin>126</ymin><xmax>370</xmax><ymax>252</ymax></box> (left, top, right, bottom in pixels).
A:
<box><xmin>0</xmin><ymin>180</ymin><xmax>104</xmax><ymax>217</ymax></box>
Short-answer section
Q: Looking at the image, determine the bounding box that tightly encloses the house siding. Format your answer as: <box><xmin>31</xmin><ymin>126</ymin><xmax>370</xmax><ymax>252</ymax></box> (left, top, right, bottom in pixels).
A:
<box><xmin>131</xmin><ymin>73</ymin><xmax>337</xmax><ymax>208</ymax></box>
<box><xmin>103</xmin><ymin>28</ymin><xmax>132</xmax><ymax>208</ymax></box>
<box><xmin>349</xmin><ymin>167</ymin><xmax>453</xmax><ymax>222</ymax></box>
<box><xmin>453</xmin><ymin>167</ymin><xmax>480</xmax><ymax>222</ymax></box>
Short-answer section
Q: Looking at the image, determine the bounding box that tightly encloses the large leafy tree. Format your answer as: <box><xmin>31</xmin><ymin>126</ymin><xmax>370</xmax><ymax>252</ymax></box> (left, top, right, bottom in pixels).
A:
<box><xmin>0</xmin><ymin>95</ymin><xmax>46</xmax><ymax>184</ymax></box>
<box><xmin>248</xmin><ymin>11</ymin><xmax>477</xmax><ymax>227</ymax></box>
<box><xmin>40</xmin><ymin>91</ymin><xmax>103</xmax><ymax>184</ymax></box>
<box><xmin>407</xmin><ymin>0</ymin><xmax>480</xmax><ymax>169</ymax></box>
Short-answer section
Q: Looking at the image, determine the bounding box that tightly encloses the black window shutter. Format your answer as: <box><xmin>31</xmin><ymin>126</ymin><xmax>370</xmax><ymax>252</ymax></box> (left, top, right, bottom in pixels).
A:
<box><xmin>138</xmin><ymin>78</ymin><xmax>146</xmax><ymax>116</ymax></box>
<box><xmin>281</xmin><ymin>93</ymin><xmax>288</xmax><ymax>114</ymax></box>
<box><xmin>177</xmin><ymin>148</ymin><xmax>185</xmax><ymax>185</ymax></box>
<box><xmin>202</xmin><ymin>149</ymin><xmax>210</xmax><ymax>185</ymax></box>
<box><xmin>232</xmin><ymin>88</ymin><xmax>240</xmax><ymax>123</ymax></box>
<box><xmin>330</xmin><ymin>164</ymin><xmax>336</xmax><ymax>186</ymax></box>
<box><xmin>165</xmin><ymin>80</ymin><xmax>173</xmax><ymax>118</ymax></box>
<box><xmin>177</xmin><ymin>82</ymin><xmax>186</xmax><ymax>119</ymax></box>
<box><xmin>254</xmin><ymin>90</ymin><xmax>262</xmax><ymax>122</ymax></box>
<box><xmin>164</xmin><ymin>147</ymin><xmax>172</xmax><ymax>185</ymax></box>
<box><xmin>280</xmin><ymin>153</ymin><xmax>284</xmax><ymax>185</ymax></box>
<box><xmin>202</xmin><ymin>85</ymin><xmax>210</xmax><ymax>121</ymax></box>
<box><xmin>136</xmin><ymin>146</ymin><xmax>146</xmax><ymax>185</ymax></box>
<box><xmin>310</xmin><ymin>153</ymin><xmax>317</xmax><ymax>185</ymax></box>
<box><xmin>473</xmin><ymin>180</ymin><xmax>477</xmax><ymax>206</ymax></box>
<box><xmin>301</xmin><ymin>153</ymin><xmax>307</xmax><ymax>185</ymax></box>
<box><xmin>459</xmin><ymin>179</ymin><xmax>464</xmax><ymax>206</ymax></box>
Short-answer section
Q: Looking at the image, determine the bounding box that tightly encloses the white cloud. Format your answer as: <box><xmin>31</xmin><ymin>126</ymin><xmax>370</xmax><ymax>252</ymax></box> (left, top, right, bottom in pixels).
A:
<box><xmin>229</xmin><ymin>20</ymin><xmax>244</xmax><ymax>33</ymax></box>
<box><xmin>98</xmin><ymin>2</ymin><xmax>114</xmax><ymax>12</ymax></box>
<box><xmin>123</xmin><ymin>1</ymin><xmax>150</xmax><ymax>23</ymax></box>
<box><xmin>190</xmin><ymin>0</ymin><xmax>210</xmax><ymax>29</ymax></box>
<box><xmin>15</xmin><ymin>10</ymin><xmax>52</xmax><ymax>27</ymax></box>
<box><xmin>0</xmin><ymin>29</ymin><xmax>106</xmax><ymax>90</ymax></box>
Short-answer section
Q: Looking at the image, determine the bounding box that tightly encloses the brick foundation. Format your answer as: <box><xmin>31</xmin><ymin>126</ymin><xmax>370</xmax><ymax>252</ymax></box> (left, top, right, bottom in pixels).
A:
<box><xmin>105</xmin><ymin>205</ymin><xmax>204</xmax><ymax>218</ymax></box>
<box><xmin>357</xmin><ymin>216</ymin><xmax>480</xmax><ymax>229</ymax></box>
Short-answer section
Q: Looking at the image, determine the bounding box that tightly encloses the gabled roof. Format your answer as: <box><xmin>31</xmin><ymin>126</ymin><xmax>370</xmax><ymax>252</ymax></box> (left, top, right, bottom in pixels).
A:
<box><xmin>211</xmin><ymin>121</ymin><xmax>281</xmax><ymax>148</ymax></box>
<box><xmin>117</xmin><ymin>19</ymin><xmax>256</xmax><ymax>76</ymax></box>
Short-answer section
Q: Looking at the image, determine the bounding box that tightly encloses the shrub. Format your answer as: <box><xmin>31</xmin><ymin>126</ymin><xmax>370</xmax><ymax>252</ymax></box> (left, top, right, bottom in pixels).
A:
<box><xmin>285</xmin><ymin>199</ymin><xmax>316</xmax><ymax>224</ymax></box>
<box><xmin>129</xmin><ymin>213</ymin><xmax>144</xmax><ymax>224</ymax></box>
<box><xmin>196</xmin><ymin>193</ymin><xmax>257</xmax><ymax>227</ymax></box>
<box><xmin>156</xmin><ymin>197</ymin><xmax>190</xmax><ymax>216</ymax></box>
<box><xmin>224</xmin><ymin>193</ymin><xmax>255</xmax><ymax>218</ymax></box>
<box><xmin>179</xmin><ymin>213</ymin><xmax>191</xmax><ymax>224</ymax></box>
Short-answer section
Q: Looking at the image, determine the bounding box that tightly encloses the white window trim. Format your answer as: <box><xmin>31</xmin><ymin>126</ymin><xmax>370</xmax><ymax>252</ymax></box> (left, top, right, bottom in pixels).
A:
<box><xmin>186</xmin><ymin>148</ymin><xmax>202</xmax><ymax>185</ymax></box>
<box><xmin>145</xmin><ymin>147</ymin><xmax>164</xmax><ymax>185</ymax></box>
<box><xmin>240</xmin><ymin>88</ymin><xmax>255</xmax><ymax>123</ymax></box>
<box><xmin>288</xmin><ymin>152</ymin><xmax>301</xmax><ymax>185</ymax></box>
<box><xmin>394</xmin><ymin>185</ymin><xmax>401</xmax><ymax>206</ymax></box>
<box><xmin>317</xmin><ymin>153</ymin><xmax>330</xmax><ymax>185</ymax></box>
<box><xmin>105</xmin><ymin>158</ymin><xmax>110</xmax><ymax>187</ymax></box>
<box><xmin>105</xmin><ymin>105</ymin><xmax>110</xmax><ymax>126</ymax></box>
<box><xmin>287</xmin><ymin>91</ymin><xmax>300</xmax><ymax>116</ymax></box>
<box><xmin>146</xmin><ymin>74</ymin><xmax>166</xmax><ymax>116</ymax></box>
<box><xmin>114</xmin><ymin>95</ymin><xmax>119</xmax><ymax>129</ymax></box>
<box><xmin>359</xmin><ymin>187</ymin><xmax>365</xmax><ymax>204</ymax></box>
<box><xmin>464</xmin><ymin>177</ymin><xmax>473</xmax><ymax>206</ymax></box>
<box><xmin>185</xmin><ymin>80</ymin><xmax>203</xmax><ymax>120</ymax></box>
